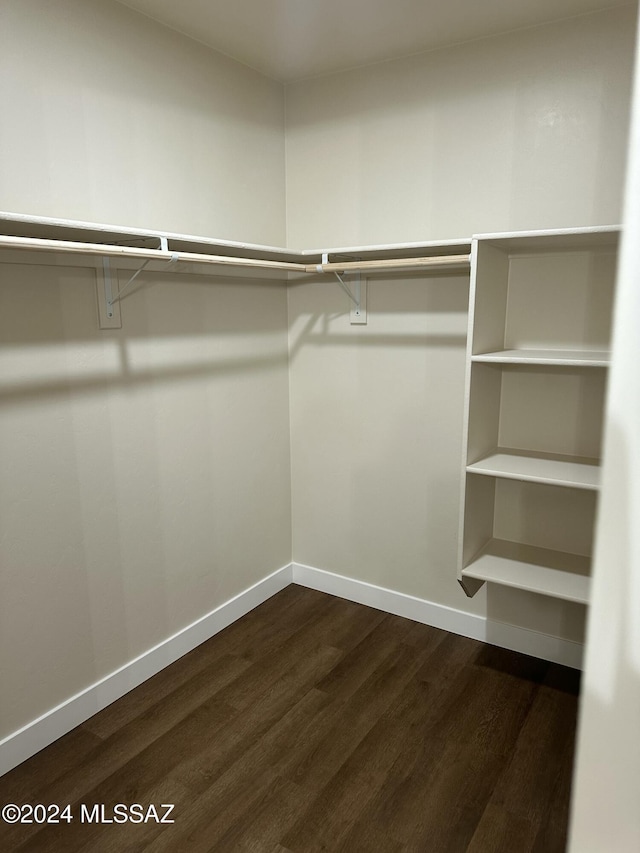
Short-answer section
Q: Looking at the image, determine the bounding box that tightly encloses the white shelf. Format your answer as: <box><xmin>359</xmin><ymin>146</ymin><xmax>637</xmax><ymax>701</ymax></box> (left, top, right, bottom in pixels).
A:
<box><xmin>0</xmin><ymin>210</ymin><xmax>473</xmax><ymax>268</ymax></box>
<box><xmin>0</xmin><ymin>213</ymin><xmax>472</xmax><ymax>281</ymax></box>
<box><xmin>462</xmin><ymin>539</ymin><xmax>591</xmax><ymax>604</ymax></box>
<box><xmin>467</xmin><ymin>449</ymin><xmax>600</xmax><ymax>490</ymax></box>
<box><xmin>472</xmin><ymin>348</ymin><xmax>610</xmax><ymax>367</ymax></box>
<box><xmin>0</xmin><ymin>209</ymin><xmax>306</xmax><ymax>263</ymax></box>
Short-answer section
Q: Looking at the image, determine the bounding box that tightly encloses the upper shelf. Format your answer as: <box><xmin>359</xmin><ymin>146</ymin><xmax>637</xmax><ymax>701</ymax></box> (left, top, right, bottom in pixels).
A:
<box><xmin>0</xmin><ymin>234</ymin><xmax>308</xmax><ymax>277</ymax></box>
<box><xmin>0</xmin><ymin>210</ymin><xmax>306</xmax><ymax>264</ymax></box>
<box><xmin>0</xmin><ymin>211</ymin><xmax>472</xmax><ymax>281</ymax></box>
<box><xmin>0</xmin><ymin>214</ymin><xmax>621</xmax><ymax>284</ymax></box>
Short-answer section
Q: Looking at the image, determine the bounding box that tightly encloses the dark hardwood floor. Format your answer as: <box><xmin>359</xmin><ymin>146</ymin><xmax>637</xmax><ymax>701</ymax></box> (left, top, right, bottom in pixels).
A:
<box><xmin>0</xmin><ymin>585</ymin><xmax>580</xmax><ymax>852</ymax></box>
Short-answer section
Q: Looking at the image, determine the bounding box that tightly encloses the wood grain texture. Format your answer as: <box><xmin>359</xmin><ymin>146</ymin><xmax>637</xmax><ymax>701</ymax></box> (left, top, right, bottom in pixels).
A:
<box><xmin>0</xmin><ymin>586</ymin><xmax>580</xmax><ymax>852</ymax></box>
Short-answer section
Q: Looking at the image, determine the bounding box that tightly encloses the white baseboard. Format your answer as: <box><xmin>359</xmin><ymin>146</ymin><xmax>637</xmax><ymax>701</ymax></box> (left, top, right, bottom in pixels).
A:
<box><xmin>1</xmin><ymin>559</ymin><xmax>583</xmax><ymax>777</ymax></box>
<box><xmin>0</xmin><ymin>563</ymin><xmax>293</xmax><ymax>777</ymax></box>
<box><xmin>292</xmin><ymin>562</ymin><xmax>584</xmax><ymax>670</ymax></box>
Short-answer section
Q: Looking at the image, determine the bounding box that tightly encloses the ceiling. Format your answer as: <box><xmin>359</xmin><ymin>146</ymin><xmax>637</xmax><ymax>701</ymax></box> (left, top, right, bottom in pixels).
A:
<box><xmin>115</xmin><ymin>0</ymin><xmax>630</xmax><ymax>82</ymax></box>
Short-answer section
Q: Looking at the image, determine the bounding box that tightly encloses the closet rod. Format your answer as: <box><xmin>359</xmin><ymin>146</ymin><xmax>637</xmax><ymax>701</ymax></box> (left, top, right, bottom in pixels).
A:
<box><xmin>310</xmin><ymin>254</ymin><xmax>470</xmax><ymax>274</ymax></box>
<box><xmin>0</xmin><ymin>235</ymin><xmax>470</xmax><ymax>276</ymax></box>
<box><xmin>0</xmin><ymin>235</ymin><xmax>308</xmax><ymax>273</ymax></box>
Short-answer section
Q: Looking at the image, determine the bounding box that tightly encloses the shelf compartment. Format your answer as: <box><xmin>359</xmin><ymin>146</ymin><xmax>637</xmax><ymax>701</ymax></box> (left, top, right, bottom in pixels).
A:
<box><xmin>471</xmin><ymin>240</ymin><xmax>617</xmax><ymax>356</ymax></box>
<box><xmin>467</xmin><ymin>449</ymin><xmax>600</xmax><ymax>490</ymax></box>
<box><xmin>467</xmin><ymin>363</ymin><xmax>606</xmax><ymax>467</ymax></box>
<box><xmin>462</xmin><ymin>539</ymin><xmax>591</xmax><ymax>604</ymax></box>
<box><xmin>472</xmin><ymin>349</ymin><xmax>610</xmax><ymax>367</ymax></box>
<box><xmin>459</xmin><ymin>476</ymin><xmax>597</xmax><ymax>583</ymax></box>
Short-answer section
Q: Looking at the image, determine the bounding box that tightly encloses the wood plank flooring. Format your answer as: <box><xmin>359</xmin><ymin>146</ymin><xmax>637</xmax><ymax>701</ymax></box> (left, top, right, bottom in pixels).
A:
<box><xmin>0</xmin><ymin>586</ymin><xmax>581</xmax><ymax>852</ymax></box>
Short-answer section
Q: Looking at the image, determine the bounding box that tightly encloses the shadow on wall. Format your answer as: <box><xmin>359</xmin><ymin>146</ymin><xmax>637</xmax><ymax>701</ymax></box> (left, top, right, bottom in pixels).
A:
<box><xmin>0</xmin><ymin>261</ymin><xmax>292</xmax><ymax>740</ymax></box>
<box><xmin>288</xmin><ymin>269</ymin><xmax>469</xmax><ymax>357</ymax></box>
<box><xmin>0</xmin><ymin>266</ymin><xmax>290</xmax><ymax>404</ymax></box>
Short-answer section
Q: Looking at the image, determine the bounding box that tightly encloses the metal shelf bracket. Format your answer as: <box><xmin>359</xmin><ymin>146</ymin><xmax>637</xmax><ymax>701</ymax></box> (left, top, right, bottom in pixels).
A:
<box><xmin>98</xmin><ymin>248</ymin><xmax>179</xmax><ymax>329</ymax></box>
<box><xmin>334</xmin><ymin>270</ymin><xmax>367</xmax><ymax>325</ymax></box>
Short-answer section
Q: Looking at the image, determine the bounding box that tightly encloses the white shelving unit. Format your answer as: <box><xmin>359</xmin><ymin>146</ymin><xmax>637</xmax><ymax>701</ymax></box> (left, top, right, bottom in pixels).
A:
<box><xmin>458</xmin><ymin>226</ymin><xmax>620</xmax><ymax>603</ymax></box>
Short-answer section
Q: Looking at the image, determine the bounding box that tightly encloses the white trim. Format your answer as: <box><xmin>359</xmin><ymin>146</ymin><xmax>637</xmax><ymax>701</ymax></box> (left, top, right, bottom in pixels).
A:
<box><xmin>0</xmin><ymin>559</ymin><xmax>584</xmax><ymax>777</ymax></box>
<box><xmin>0</xmin><ymin>564</ymin><xmax>292</xmax><ymax>777</ymax></box>
<box><xmin>292</xmin><ymin>562</ymin><xmax>584</xmax><ymax>669</ymax></box>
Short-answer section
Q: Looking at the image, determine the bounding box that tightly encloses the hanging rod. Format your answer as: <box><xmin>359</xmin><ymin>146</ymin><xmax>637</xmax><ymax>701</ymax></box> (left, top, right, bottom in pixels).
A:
<box><xmin>0</xmin><ymin>235</ymin><xmax>470</xmax><ymax>277</ymax></box>
<box><xmin>310</xmin><ymin>254</ymin><xmax>470</xmax><ymax>274</ymax></box>
<box><xmin>0</xmin><ymin>235</ymin><xmax>308</xmax><ymax>273</ymax></box>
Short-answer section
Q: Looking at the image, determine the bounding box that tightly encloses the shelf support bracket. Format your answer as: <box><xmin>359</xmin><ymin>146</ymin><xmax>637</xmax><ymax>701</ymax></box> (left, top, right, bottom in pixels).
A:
<box><xmin>97</xmin><ymin>249</ymin><xmax>178</xmax><ymax>330</ymax></box>
<box><xmin>110</xmin><ymin>251</ymin><xmax>179</xmax><ymax>306</ymax></box>
<box><xmin>334</xmin><ymin>271</ymin><xmax>367</xmax><ymax>325</ymax></box>
<box><xmin>96</xmin><ymin>257</ymin><xmax>121</xmax><ymax>329</ymax></box>
<box><xmin>103</xmin><ymin>257</ymin><xmax>115</xmax><ymax>319</ymax></box>
<box><xmin>110</xmin><ymin>259</ymin><xmax>152</xmax><ymax>306</ymax></box>
<box><xmin>334</xmin><ymin>271</ymin><xmax>358</xmax><ymax>306</ymax></box>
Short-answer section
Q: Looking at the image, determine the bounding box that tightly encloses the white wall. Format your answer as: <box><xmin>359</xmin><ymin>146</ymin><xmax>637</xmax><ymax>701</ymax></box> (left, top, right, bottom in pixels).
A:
<box><xmin>286</xmin><ymin>8</ymin><xmax>636</xmax><ymax>648</ymax></box>
<box><xmin>0</xmin><ymin>0</ymin><xmax>286</xmax><ymax>244</ymax></box>
<box><xmin>570</xmin><ymin>8</ymin><xmax>640</xmax><ymax>848</ymax></box>
<box><xmin>288</xmin><ymin>272</ymin><xmax>470</xmax><ymax>598</ymax></box>
<box><xmin>285</xmin><ymin>6</ymin><xmax>637</xmax><ymax>248</ymax></box>
<box><xmin>0</xmin><ymin>0</ymin><xmax>292</xmax><ymax>746</ymax></box>
<box><xmin>0</xmin><ymin>261</ymin><xmax>292</xmax><ymax>742</ymax></box>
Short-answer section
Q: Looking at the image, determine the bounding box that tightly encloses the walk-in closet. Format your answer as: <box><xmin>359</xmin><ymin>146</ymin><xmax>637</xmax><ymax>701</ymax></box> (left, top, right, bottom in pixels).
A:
<box><xmin>1</xmin><ymin>1</ymin><xmax>639</xmax><ymax>849</ymax></box>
